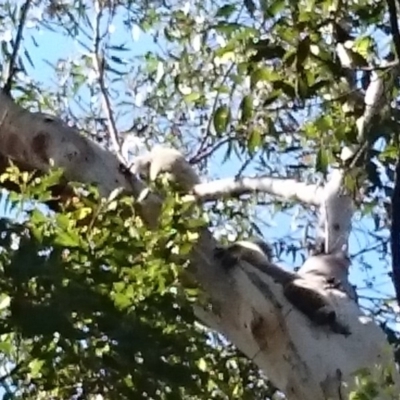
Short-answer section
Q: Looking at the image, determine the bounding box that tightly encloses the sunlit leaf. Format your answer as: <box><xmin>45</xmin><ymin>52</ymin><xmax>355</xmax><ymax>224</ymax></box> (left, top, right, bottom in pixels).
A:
<box><xmin>213</xmin><ymin>105</ymin><xmax>230</xmax><ymax>134</ymax></box>
<box><xmin>54</xmin><ymin>229</ymin><xmax>81</xmax><ymax>247</ymax></box>
<box><xmin>184</xmin><ymin>92</ymin><xmax>201</xmax><ymax>103</ymax></box>
<box><xmin>262</xmin><ymin>0</ymin><xmax>286</xmax><ymax>16</ymax></box>
<box><xmin>240</xmin><ymin>95</ymin><xmax>253</xmax><ymax>123</ymax></box>
<box><xmin>248</xmin><ymin>127</ymin><xmax>262</xmax><ymax>153</ymax></box>
<box><xmin>215</xmin><ymin>4</ymin><xmax>236</xmax><ymax>18</ymax></box>
<box><xmin>316</xmin><ymin>148</ymin><xmax>329</xmax><ymax>174</ymax></box>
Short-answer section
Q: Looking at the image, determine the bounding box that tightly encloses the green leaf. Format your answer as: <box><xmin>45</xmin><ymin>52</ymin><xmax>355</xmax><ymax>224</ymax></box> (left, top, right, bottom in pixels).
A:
<box><xmin>29</xmin><ymin>359</ymin><xmax>45</xmax><ymax>377</ymax></box>
<box><xmin>248</xmin><ymin>127</ymin><xmax>262</xmax><ymax>153</ymax></box>
<box><xmin>354</xmin><ymin>36</ymin><xmax>373</xmax><ymax>58</ymax></box>
<box><xmin>296</xmin><ymin>73</ymin><xmax>309</xmax><ymax>99</ymax></box>
<box><xmin>250</xmin><ymin>67</ymin><xmax>279</xmax><ymax>87</ymax></box>
<box><xmin>316</xmin><ymin>148</ymin><xmax>329</xmax><ymax>174</ymax></box>
<box><xmin>262</xmin><ymin>0</ymin><xmax>285</xmax><ymax>17</ymax></box>
<box><xmin>273</xmin><ymin>80</ymin><xmax>296</xmax><ymax>98</ymax></box>
<box><xmin>184</xmin><ymin>92</ymin><xmax>201</xmax><ymax>103</ymax></box>
<box><xmin>213</xmin><ymin>105</ymin><xmax>230</xmax><ymax>134</ymax></box>
<box><xmin>197</xmin><ymin>357</ymin><xmax>208</xmax><ymax>371</ymax></box>
<box><xmin>0</xmin><ymin>340</ymin><xmax>11</xmax><ymax>354</ymax></box>
<box><xmin>0</xmin><ymin>295</ymin><xmax>10</xmax><ymax>311</ymax></box>
<box><xmin>54</xmin><ymin>229</ymin><xmax>81</xmax><ymax>248</ymax></box>
<box><xmin>296</xmin><ymin>36</ymin><xmax>311</xmax><ymax>69</ymax></box>
<box><xmin>248</xmin><ymin>40</ymin><xmax>285</xmax><ymax>62</ymax></box>
<box><xmin>240</xmin><ymin>95</ymin><xmax>253</xmax><ymax>123</ymax></box>
<box><xmin>215</xmin><ymin>4</ymin><xmax>236</xmax><ymax>18</ymax></box>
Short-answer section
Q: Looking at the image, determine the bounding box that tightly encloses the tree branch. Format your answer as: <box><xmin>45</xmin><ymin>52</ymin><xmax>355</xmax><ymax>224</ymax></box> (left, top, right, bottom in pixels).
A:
<box><xmin>92</xmin><ymin>0</ymin><xmax>123</xmax><ymax>161</ymax></box>
<box><xmin>385</xmin><ymin>0</ymin><xmax>400</xmax><ymax>309</ymax></box>
<box><xmin>316</xmin><ymin>170</ymin><xmax>353</xmax><ymax>254</ymax></box>
<box><xmin>387</xmin><ymin>0</ymin><xmax>400</xmax><ymax>60</ymax></box>
<box><xmin>391</xmin><ymin>157</ymin><xmax>400</xmax><ymax>306</ymax></box>
<box><xmin>192</xmin><ymin>175</ymin><xmax>322</xmax><ymax>205</ymax></box>
<box><xmin>191</xmin><ymin>170</ymin><xmax>353</xmax><ymax>255</ymax></box>
<box><xmin>3</xmin><ymin>0</ymin><xmax>32</xmax><ymax>95</ymax></box>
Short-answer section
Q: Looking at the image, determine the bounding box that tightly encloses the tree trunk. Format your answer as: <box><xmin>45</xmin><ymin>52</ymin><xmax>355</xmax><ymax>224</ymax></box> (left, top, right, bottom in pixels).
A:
<box><xmin>0</xmin><ymin>91</ymin><xmax>398</xmax><ymax>399</ymax></box>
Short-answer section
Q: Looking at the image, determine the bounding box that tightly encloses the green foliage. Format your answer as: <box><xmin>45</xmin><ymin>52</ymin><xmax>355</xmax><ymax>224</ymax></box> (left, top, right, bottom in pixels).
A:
<box><xmin>349</xmin><ymin>363</ymin><xmax>400</xmax><ymax>400</ymax></box>
<box><xmin>0</xmin><ymin>167</ymin><xmax>273</xmax><ymax>399</ymax></box>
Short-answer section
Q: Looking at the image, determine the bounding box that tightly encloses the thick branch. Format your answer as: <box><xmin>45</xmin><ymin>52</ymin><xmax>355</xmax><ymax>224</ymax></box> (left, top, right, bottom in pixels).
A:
<box><xmin>191</xmin><ymin>170</ymin><xmax>353</xmax><ymax>254</ymax></box>
<box><xmin>316</xmin><ymin>170</ymin><xmax>353</xmax><ymax>254</ymax></box>
<box><xmin>213</xmin><ymin>257</ymin><xmax>399</xmax><ymax>399</ymax></box>
<box><xmin>387</xmin><ymin>0</ymin><xmax>400</xmax><ymax>61</ymax></box>
<box><xmin>192</xmin><ymin>176</ymin><xmax>322</xmax><ymax>205</ymax></box>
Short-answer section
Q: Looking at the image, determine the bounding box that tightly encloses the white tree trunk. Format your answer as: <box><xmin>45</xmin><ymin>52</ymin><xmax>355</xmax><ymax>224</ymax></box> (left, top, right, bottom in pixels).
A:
<box><xmin>0</xmin><ymin>91</ymin><xmax>398</xmax><ymax>399</ymax></box>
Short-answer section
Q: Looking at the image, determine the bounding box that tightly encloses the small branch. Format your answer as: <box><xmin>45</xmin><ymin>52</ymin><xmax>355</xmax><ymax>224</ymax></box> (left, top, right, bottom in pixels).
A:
<box><xmin>316</xmin><ymin>170</ymin><xmax>353</xmax><ymax>254</ymax></box>
<box><xmin>193</xmin><ymin>5</ymin><xmax>246</xmax><ymax>159</ymax></box>
<box><xmin>333</xmin><ymin>21</ymin><xmax>357</xmax><ymax>89</ymax></box>
<box><xmin>387</xmin><ymin>0</ymin><xmax>400</xmax><ymax>61</ymax></box>
<box><xmin>380</xmin><ymin>0</ymin><xmax>400</xmax><ymax>308</ymax></box>
<box><xmin>3</xmin><ymin>0</ymin><xmax>32</xmax><ymax>95</ymax></box>
<box><xmin>333</xmin><ymin>20</ymin><xmax>385</xmax><ymax>144</ymax></box>
<box><xmin>193</xmin><ymin>63</ymin><xmax>235</xmax><ymax>158</ymax></box>
<box><xmin>189</xmin><ymin>137</ymin><xmax>231</xmax><ymax>165</ymax></box>
<box><xmin>92</xmin><ymin>1</ymin><xmax>123</xmax><ymax>160</ymax></box>
<box><xmin>192</xmin><ymin>175</ymin><xmax>322</xmax><ymax>205</ymax></box>
<box><xmin>391</xmin><ymin>157</ymin><xmax>400</xmax><ymax>306</ymax></box>
<box><xmin>354</xmin><ymin>60</ymin><xmax>399</xmax><ymax>71</ymax></box>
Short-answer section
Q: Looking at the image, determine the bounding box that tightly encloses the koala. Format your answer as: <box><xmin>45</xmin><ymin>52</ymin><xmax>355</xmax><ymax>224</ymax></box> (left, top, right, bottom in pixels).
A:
<box><xmin>132</xmin><ymin>146</ymin><xmax>200</xmax><ymax>192</ymax></box>
<box><xmin>214</xmin><ymin>239</ymin><xmax>351</xmax><ymax>336</ymax></box>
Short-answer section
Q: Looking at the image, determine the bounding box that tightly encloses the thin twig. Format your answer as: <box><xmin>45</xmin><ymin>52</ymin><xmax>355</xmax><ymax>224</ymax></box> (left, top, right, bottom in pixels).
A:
<box><xmin>193</xmin><ymin>63</ymin><xmax>235</xmax><ymax>159</ymax></box>
<box><xmin>236</xmin><ymin>151</ymin><xmax>257</xmax><ymax>177</ymax></box>
<box><xmin>387</xmin><ymin>0</ymin><xmax>400</xmax><ymax>60</ymax></box>
<box><xmin>3</xmin><ymin>0</ymin><xmax>32</xmax><ymax>95</ymax></box>
<box><xmin>356</xmin><ymin>60</ymin><xmax>399</xmax><ymax>71</ymax></box>
<box><xmin>189</xmin><ymin>137</ymin><xmax>231</xmax><ymax>164</ymax></box>
<box><xmin>92</xmin><ymin>1</ymin><xmax>123</xmax><ymax>160</ymax></box>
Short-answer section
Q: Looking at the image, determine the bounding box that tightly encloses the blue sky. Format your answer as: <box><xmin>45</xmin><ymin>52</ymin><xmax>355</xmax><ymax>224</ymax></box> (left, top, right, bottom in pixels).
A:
<box><xmin>0</xmin><ymin>2</ymin><xmax>396</xmax><ymax>324</ymax></box>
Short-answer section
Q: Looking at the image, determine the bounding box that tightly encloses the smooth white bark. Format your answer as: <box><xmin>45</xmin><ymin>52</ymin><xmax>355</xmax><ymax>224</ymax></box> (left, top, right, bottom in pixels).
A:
<box><xmin>192</xmin><ymin>176</ymin><xmax>322</xmax><ymax>205</ymax></box>
<box><xmin>317</xmin><ymin>169</ymin><xmax>354</xmax><ymax>254</ymax></box>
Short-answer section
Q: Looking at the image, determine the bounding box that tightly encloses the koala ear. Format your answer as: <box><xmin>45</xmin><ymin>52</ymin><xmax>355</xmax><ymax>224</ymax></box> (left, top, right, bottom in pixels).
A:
<box><xmin>213</xmin><ymin>245</ymin><xmax>239</xmax><ymax>271</ymax></box>
<box><xmin>132</xmin><ymin>154</ymin><xmax>152</xmax><ymax>180</ymax></box>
